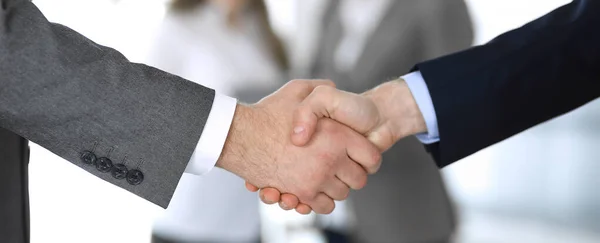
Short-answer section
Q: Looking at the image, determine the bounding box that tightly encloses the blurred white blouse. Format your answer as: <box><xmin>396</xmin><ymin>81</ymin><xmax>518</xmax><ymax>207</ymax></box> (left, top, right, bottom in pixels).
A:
<box><xmin>148</xmin><ymin>3</ymin><xmax>283</xmax><ymax>96</ymax></box>
<box><xmin>146</xmin><ymin>2</ymin><xmax>284</xmax><ymax>241</ymax></box>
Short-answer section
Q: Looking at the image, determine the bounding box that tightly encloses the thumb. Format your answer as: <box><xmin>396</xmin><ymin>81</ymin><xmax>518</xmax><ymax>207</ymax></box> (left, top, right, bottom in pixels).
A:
<box><xmin>292</xmin><ymin>86</ymin><xmax>381</xmax><ymax>146</ymax></box>
<box><xmin>291</xmin><ymin>85</ymin><xmax>340</xmax><ymax>146</ymax></box>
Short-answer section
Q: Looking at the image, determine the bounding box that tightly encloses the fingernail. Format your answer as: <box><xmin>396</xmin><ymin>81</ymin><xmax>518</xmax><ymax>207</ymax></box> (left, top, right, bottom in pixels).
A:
<box><xmin>281</xmin><ymin>201</ymin><xmax>288</xmax><ymax>209</ymax></box>
<box><xmin>293</xmin><ymin>126</ymin><xmax>305</xmax><ymax>134</ymax></box>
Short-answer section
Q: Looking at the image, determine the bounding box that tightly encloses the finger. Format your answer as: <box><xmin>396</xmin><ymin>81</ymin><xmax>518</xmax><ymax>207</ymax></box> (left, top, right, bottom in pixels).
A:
<box><xmin>336</xmin><ymin>158</ymin><xmax>369</xmax><ymax>190</ymax></box>
<box><xmin>291</xmin><ymin>87</ymin><xmax>380</xmax><ymax>147</ymax></box>
<box><xmin>322</xmin><ymin>177</ymin><xmax>350</xmax><ymax>201</ymax></box>
<box><xmin>308</xmin><ymin>193</ymin><xmax>336</xmax><ymax>214</ymax></box>
<box><xmin>295</xmin><ymin>203</ymin><xmax>313</xmax><ymax>215</ymax></box>
<box><xmin>245</xmin><ymin>182</ymin><xmax>259</xmax><ymax>192</ymax></box>
<box><xmin>346</xmin><ymin>129</ymin><xmax>383</xmax><ymax>174</ymax></box>
<box><xmin>278</xmin><ymin>201</ymin><xmax>292</xmax><ymax>211</ymax></box>
<box><xmin>279</xmin><ymin>193</ymin><xmax>300</xmax><ymax>210</ymax></box>
<box><xmin>259</xmin><ymin>188</ymin><xmax>281</xmax><ymax>205</ymax></box>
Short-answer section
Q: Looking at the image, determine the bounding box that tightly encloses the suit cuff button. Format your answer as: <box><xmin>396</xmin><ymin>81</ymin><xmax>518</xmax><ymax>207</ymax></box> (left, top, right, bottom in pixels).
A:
<box><xmin>80</xmin><ymin>151</ymin><xmax>97</xmax><ymax>165</ymax></box>
<box><xmin>111</xmin><ymin>164</ymin><xmax>128</xmax><ymax>179</ymax></box>
<box><xmin>95</xmin><ymin>157</ymin><xmax>114</xmax><ymax>173</ymax></box>
<box><xmin>126</xmin><ymin>170</ymin><xmax>144</xmax><ymax>185</ymax></box>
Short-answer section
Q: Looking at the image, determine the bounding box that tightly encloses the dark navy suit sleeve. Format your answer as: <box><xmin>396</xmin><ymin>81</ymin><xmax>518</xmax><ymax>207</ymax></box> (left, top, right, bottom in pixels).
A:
<box><xmin>413</xmin><ymin>0</ymin><xmax>600</xmax><ymax>167</ymax></box>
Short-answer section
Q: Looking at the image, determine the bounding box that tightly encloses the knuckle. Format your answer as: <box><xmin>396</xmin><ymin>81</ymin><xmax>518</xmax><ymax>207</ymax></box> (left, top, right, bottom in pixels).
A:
<box><xmin>317</xmin><ymin>151</ymin><xmax>337</xmax><ymax>164</ymax></box>
<box><xmin>288</xmin><ymin>79</ymin><xmax>304</xmax><ymax>85</ymax></box>
<box><xmin>287</xmin><ymin>79</ymin><xmax>307</xmax><ymax>89</ymax></box>
<box><xmin>323</xmin><ymin>79</ymin><xmax>335</xmax><ymax>87</ymax></box>
<box><xmin>297</xmin><ymin>187</ymin><xmax>316</xmax><ymax>202</ymax></box>
<box><xmin>313</xmin><ymin>84</ymin><xmax>334</xmax><ymax>95</ymax></box>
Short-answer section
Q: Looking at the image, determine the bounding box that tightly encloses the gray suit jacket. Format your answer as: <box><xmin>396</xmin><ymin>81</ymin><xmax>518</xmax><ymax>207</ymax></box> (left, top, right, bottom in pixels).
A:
<box><xmin>311</xmin><ymin>0</ymin><xmax>473</xmax><ymax>242</ymax></box>
<box><xmin>0</xmin><ymin>0</ymin><xmax>215</xmax><ymax>208</ymax></box>
<box><xmin>0</xmin><ymin>127</ymin><xmax>29</xmax><ymax>243</ymax></box>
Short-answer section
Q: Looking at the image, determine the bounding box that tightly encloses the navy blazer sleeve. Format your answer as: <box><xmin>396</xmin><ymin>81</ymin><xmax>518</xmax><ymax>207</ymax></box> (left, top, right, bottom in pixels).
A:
<box><xmin>414</xmin><ymin>0</ymin><xmax>600</xmax><ymax>167</ymax></box>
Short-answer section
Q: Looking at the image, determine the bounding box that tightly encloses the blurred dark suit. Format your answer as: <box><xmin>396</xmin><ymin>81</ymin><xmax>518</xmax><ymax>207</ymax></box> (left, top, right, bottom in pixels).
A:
<box><xmin>310</xmin><ymin>0</ymin><xmax>473</xmax><ymax>242</ymax></box>
<box><xmin>0</xmin><ymin>129</ymin><xmax>29</xmax><ymax>243</ymax></box>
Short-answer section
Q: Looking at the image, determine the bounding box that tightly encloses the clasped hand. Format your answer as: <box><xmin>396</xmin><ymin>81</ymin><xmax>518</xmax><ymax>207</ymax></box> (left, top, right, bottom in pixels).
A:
<box><xmin>217</xmin><ymin>79</ymin><xmax>423</xmax><ymax>214</ymax></box>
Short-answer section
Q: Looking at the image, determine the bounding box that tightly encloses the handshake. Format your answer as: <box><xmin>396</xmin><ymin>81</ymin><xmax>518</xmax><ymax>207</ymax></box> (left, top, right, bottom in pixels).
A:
<box><xmin>216</xmin><ymin>78</ymin><xmax>427</xmax><ymax>214</ymax></box>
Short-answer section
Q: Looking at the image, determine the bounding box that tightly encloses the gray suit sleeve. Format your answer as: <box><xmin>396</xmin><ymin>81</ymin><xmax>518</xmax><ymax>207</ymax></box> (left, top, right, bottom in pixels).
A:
<box><xmin>0</xmin><ymin>0</ymin><xmax>215</xmax><ymax>208</ymax></box>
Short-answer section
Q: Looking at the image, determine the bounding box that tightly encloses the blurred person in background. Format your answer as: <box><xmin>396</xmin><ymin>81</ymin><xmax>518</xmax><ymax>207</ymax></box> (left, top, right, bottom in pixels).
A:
<box><xmin>306</xmin><ymin>0</ymin><xmax>473</xmax><ymax>242</ymax></box>
<box><xmin>146</xmin><ymin>0</ymin><xmax>288</xmax><ymax>242</ymax></box>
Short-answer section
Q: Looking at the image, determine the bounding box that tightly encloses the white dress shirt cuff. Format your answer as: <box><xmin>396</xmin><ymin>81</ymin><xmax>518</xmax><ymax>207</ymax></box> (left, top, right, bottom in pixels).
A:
<box><xmin>184</xmin><ymin>93</ymin><xmax>237</xmax><ymax>175</ymax></box>
<box><xmin>402</xmin><ymin>71</ymin><xmax>440</xmax><ymax>144</ymax></box>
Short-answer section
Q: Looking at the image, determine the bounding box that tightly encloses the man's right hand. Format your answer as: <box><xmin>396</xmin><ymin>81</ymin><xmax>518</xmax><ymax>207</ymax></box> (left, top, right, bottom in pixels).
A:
<box><xmin>216</xmin><ymin>80</ymin><xmax>381</xmax><ymax>214</ymax></box>
<box><xmin>246</xmin><ymin>78</ymin><xmax>428</xmax><ymax>214</ymax></box>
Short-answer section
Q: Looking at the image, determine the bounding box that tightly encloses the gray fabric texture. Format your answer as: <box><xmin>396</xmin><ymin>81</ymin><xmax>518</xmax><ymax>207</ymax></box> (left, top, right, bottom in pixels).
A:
<box><xmin>0</xmin><ymin>0</ymin><xmax>215</xmax><ymax>208</ymax></box>
<box><xmin>311</xmin><ymin>0</ymin><xmax>473</xmax><ymax>242</ymax></box>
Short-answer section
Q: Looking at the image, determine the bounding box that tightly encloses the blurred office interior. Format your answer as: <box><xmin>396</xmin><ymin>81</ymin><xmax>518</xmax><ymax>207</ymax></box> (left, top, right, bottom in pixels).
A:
<box><xmin>25</xmin><ymin>0</ymin><xmax>600</xmax><ymax>242</ymax></box>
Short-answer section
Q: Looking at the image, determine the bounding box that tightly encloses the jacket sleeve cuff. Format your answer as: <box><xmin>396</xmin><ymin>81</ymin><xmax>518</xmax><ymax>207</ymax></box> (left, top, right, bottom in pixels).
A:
<box><xmin>184</xmin><ymin>94</ymin><xmax>237</xmax><ymax>175</ymax></box>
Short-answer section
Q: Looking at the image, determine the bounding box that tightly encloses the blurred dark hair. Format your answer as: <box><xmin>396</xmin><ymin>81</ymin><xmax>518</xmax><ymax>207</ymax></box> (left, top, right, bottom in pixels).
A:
<box><xmin>169</xmin><ymin>0</ymin><xmax>289</xmax><ymax>70</ymax></box>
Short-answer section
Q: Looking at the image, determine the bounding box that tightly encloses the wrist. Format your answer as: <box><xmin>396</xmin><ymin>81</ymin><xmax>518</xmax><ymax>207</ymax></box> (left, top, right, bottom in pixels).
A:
<box><xmin>216</xmin><ymin>104</ymin><xmax>279</xmax><ymax>184</ymax></box>
<box><xmin>216</xmin><ymin>104</ymin><xmax>251</xmax><ymax>174</ymax></box>
<box><xmin>363</xmin><ymin>78</ymin><xmax>427</xmax><ymax>141</ymax></box>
